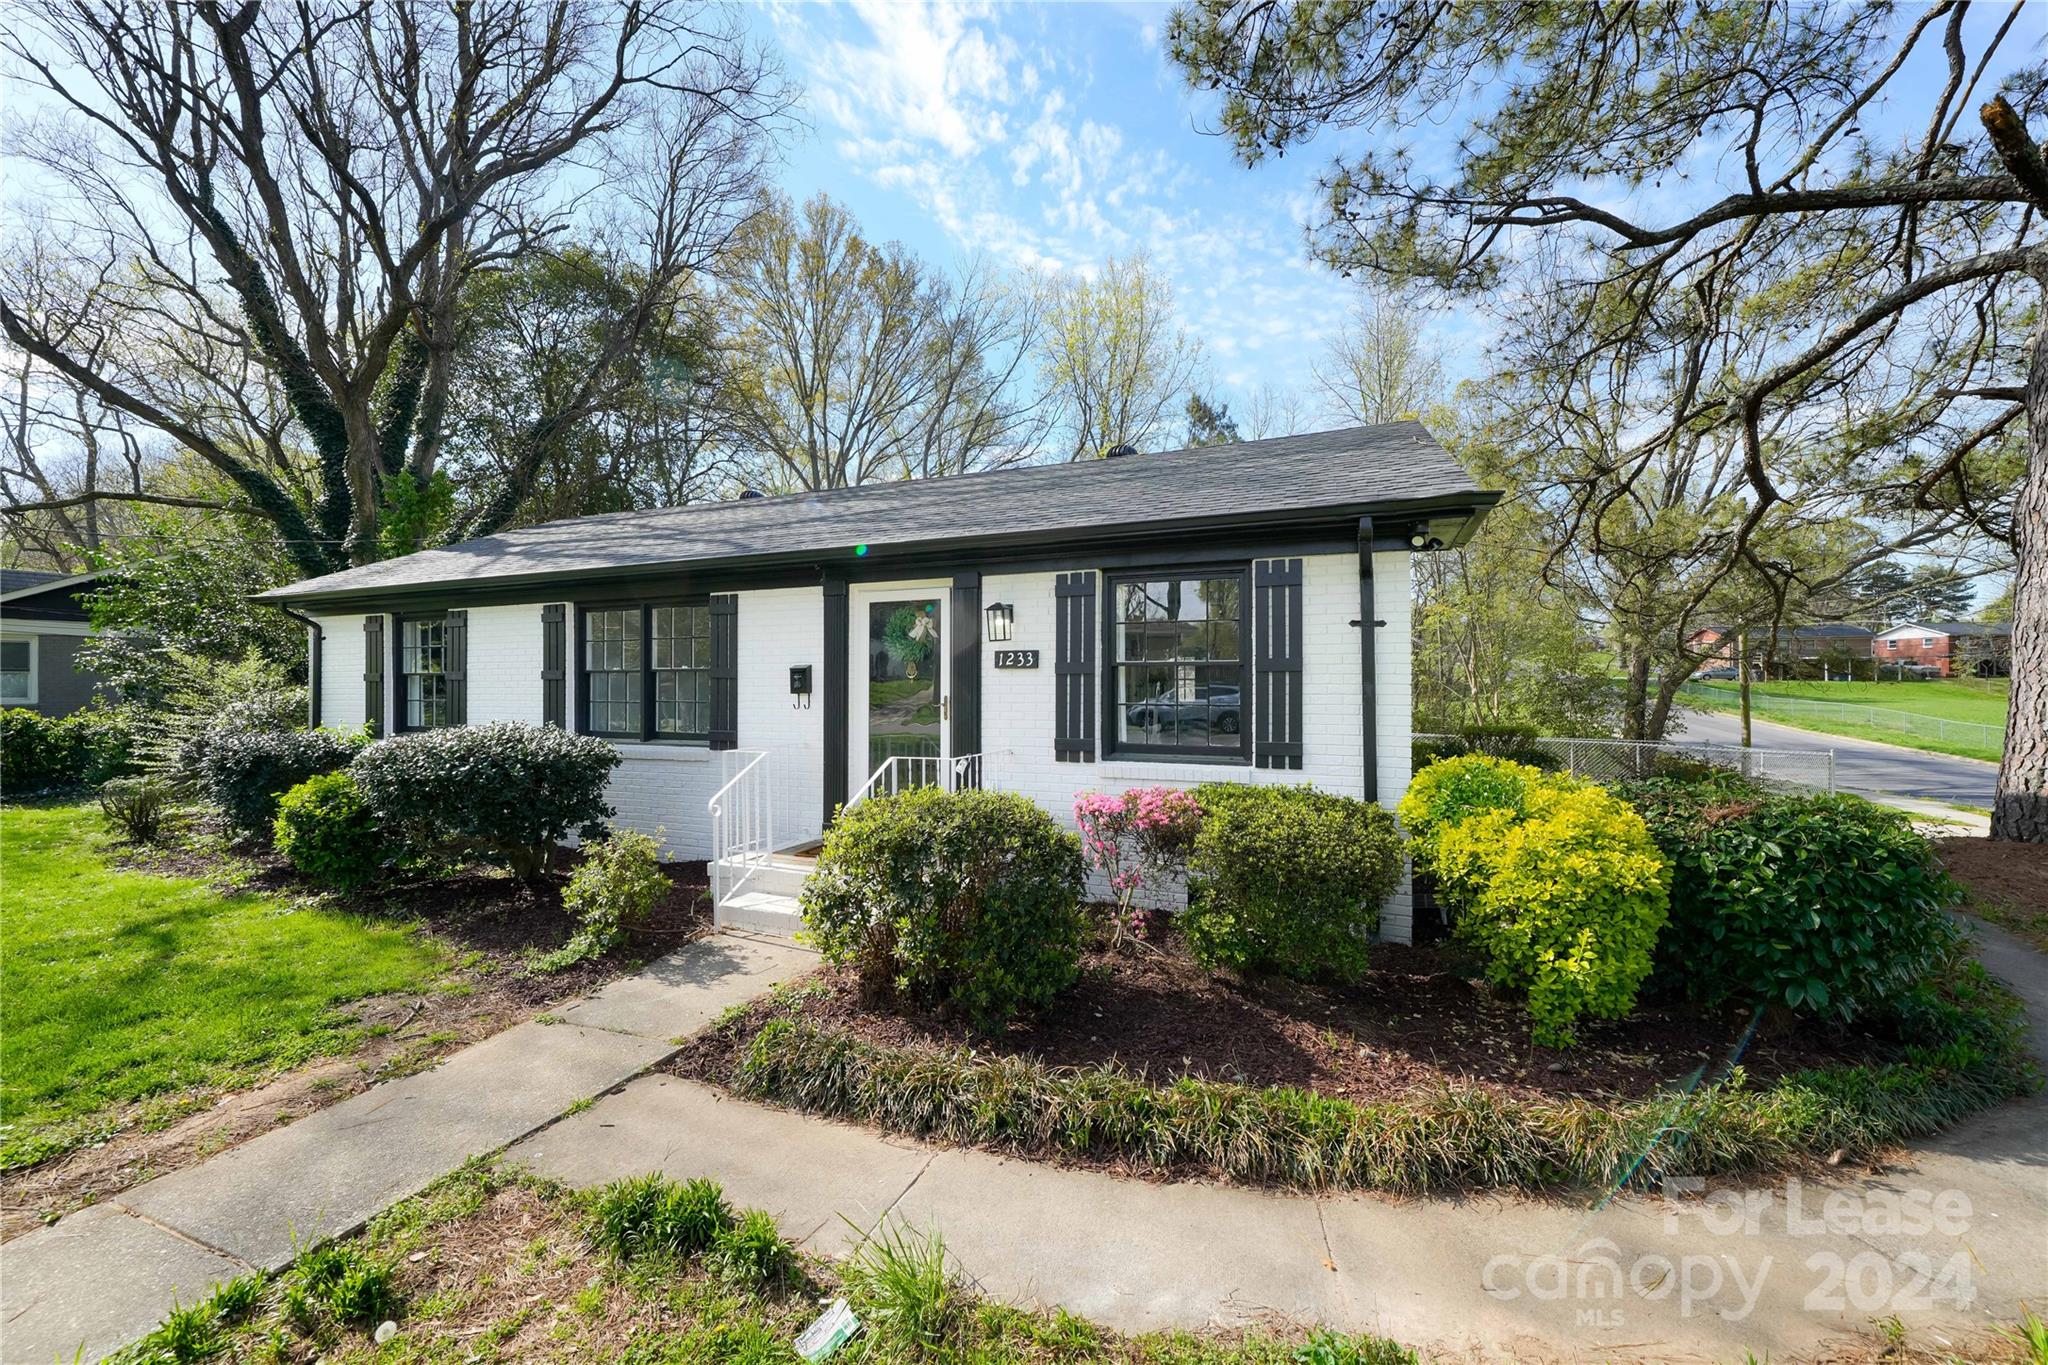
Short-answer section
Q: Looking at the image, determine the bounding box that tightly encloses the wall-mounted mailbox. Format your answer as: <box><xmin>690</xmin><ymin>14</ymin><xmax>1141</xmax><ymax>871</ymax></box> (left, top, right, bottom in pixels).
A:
<box><xmin>789</xmin><ymin>664</ymin><xmax>813</xmax><ymax>695</ymax></box>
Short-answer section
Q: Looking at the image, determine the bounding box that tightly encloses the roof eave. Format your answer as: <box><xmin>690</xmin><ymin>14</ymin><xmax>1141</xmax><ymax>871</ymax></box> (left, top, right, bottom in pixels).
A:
<box><xmin>258</xmin><ymin>489</ymin><xmax>1503</xmax><ymax>610</ymax></box>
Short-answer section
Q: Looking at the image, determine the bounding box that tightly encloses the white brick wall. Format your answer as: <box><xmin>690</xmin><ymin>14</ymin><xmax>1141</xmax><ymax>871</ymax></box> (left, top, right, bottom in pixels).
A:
<box><xmin>314</xmin><ymin>591</ymin><xmax>825</xmax><ymax>862</ymax></box>
<box><xmin>315</xmin><ymin>613</ymin><xmax>366</xmax><ymax>731</ymax></box>
<box><xmin>306</xmin><ymin>550</ymin><xmax>1420</xmax><ymax>934</ymax></box>
<box><xmin>736</xmin><ymin>586</ymin><xmax>826</xmax><ymax>851</ymax></box>
<box><xmin>979</xmin><ymin>551</ymin><xmax>1417</xmax><ymax>940</ymax></box>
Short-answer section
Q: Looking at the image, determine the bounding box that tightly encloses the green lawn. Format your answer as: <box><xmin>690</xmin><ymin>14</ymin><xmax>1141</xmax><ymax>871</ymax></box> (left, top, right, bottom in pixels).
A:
<box><xmin>0</xmin><ymin>801</ymin><xmax>448</xmax><ymax>1169</ymax></box>
<box><xmin>1684</xmin><ymin>679</ymin><xmax>2008</xmax><ymax>761</ymax></box>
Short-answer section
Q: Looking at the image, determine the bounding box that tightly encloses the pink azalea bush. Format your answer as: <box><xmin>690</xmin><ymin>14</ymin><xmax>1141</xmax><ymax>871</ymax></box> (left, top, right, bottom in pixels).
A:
<box><xmin>1073</xmin><ymin>786</ymin><xmax>1203</xmax><ymax>945</ymax></box>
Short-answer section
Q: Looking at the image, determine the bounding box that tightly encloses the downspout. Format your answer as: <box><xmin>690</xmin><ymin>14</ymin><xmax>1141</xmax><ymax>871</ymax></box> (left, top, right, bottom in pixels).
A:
<box><xmin>267</xmin><ymin>601</ymin><xmax>323</xmax><ymax>728</ymax></box>
<box><xmin>1353</xmin><ymin>517</ymin><xmax>1386</xmax><ymax>804</ymax></box>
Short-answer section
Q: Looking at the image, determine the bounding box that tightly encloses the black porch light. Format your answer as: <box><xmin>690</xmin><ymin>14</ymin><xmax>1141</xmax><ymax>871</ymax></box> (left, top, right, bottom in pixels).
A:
<box><xmin>984</xmin><ymin>602</ymin><xmax>1014</xmax><ymax>642</ymax></box>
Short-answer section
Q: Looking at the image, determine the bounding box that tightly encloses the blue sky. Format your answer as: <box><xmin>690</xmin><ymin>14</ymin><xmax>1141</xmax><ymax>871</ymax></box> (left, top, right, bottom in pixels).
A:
<box><xmin>747</xmin><ymin>0</ymin><xmax>1416</xmax><ymax>421</ymax></box>
<box><xmin>742</xmin><ymin>1</ymin><xmax>2032</xmax><ymax>434</ymax></box>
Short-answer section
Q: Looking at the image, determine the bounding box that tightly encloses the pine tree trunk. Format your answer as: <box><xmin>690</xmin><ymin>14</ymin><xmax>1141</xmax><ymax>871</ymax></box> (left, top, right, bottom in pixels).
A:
<box><xmin>1990</xmin><ymin>305</ymin><xmax>2048</xmax><ymax>841</ymax></box>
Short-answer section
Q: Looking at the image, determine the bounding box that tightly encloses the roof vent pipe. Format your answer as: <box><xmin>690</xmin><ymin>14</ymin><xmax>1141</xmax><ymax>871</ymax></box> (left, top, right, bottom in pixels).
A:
<box><xmin>737</xmin><ymin>488</ymin><xmax>765</xmax><ymax>500</ymax></box>
<box><xmin>1104</xmin><ymin>443</ymin><xmax>1139</xmax><ymax>459</ymax></box>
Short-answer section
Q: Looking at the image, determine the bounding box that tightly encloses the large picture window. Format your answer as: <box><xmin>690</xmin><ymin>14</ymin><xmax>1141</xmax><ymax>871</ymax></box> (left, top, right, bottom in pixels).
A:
<box><xmin>581</xmin><ymin>602</ymin><xmax>711</xmax><ymax>742</ymax></box>
<box><xmin>1107</xmin><ymin>570</ymin><xmax>1248</xmax><ymax>758</ymax></box>
<box><xmin>400</xmin><ymin>616</ymin><xmax>451</xmax><ymax>729</ymax></box>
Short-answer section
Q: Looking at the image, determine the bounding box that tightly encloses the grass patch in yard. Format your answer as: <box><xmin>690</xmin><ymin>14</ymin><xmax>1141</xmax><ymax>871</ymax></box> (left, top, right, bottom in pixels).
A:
<box><xmin>1684</xmin><ymin>679</ymin><xmax>2007</xmax><ymax>761</ymax></box>
<box><xmin>0</xmin><ymin>801</ymin><xmax>447</xmax><ymax>1169</ymax></box>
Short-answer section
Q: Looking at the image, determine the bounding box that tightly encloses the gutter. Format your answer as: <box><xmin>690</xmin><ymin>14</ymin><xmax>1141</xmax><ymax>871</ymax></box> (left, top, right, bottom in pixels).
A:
<box><xmin>266</xmin><ymin>600</ymin><xmax>323</xmax><ymax>728</ymax></box>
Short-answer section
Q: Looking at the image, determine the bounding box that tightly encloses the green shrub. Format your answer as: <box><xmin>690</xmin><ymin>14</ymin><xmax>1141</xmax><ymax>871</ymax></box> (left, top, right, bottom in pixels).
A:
<box><xmin>1429</xmin><ymin>783</ymin><xmax>1669</xmax><ymax>1045</ymax></box>
<box><xmin>99</xmin><ymin>775</ymin><xmax>176</xmax><ymax>844</ymax></box>
<box><xmin>274</xmin><ymin>771</ymin><xmax>385</xmax><ymax>889</ymax></box>
<box><xmin>1395</xmin><ymin>753</ymin><xmax>1540</xmax><ymax>854</ymax></box>
<box><xmin>199</xmin><ymin>726</ymin><xmax>361</xmax><ymax>839</ymax></box>
<box><xmin>1622</xmin><ymin>781</ymin><xmax>1960</xmax><ymax>1018</ymax></box>
<box><xmin>1182</xmin><ymin>783</ymin><xmax>1402</xmax><ymax>982</ymax></box>
<box><xmin>708</xmin><ymin>1207</ymin><xmax>798</xmax><ymax>1291</ymax></box>
<box><xmin>801</xmin><ymin>787</ymin><xmax>1085</xmax><ymax>1030</ymax></box>
<box><xmin>536</xmin><ymin>827</ymin><xmax>669</xmax><ymax>971</ymax></box>
<box><xmin>0</xmin><ymin>705</ymin><xmax>135</xmax><ymax>793</ymax></box>
<box><xmin>730</xmin><ymin>954</ymin><xmax>2027</xmax><ymax>1195</ymax></box>
<box><xmin>591</xmin><ymin>1173</ymin><xmax>734</xmax><ymax>1261</ymax></box>
<box><xmin>351</xmin><ymin>721</ymin><xmax>619</xmax><ymax>881</ymax></box>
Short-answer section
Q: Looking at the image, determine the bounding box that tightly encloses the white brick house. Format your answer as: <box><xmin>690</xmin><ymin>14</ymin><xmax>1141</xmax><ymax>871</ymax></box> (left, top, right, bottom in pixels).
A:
<box><xmin>260</xmin><ymin>423</ymin><xmax>1496</xmax><ymax>943</ymax></box>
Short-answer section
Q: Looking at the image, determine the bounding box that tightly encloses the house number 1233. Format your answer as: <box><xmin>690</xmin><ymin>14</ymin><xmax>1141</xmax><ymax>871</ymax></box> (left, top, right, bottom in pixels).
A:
<box><xmin>993</xmin><ymin>649</ymin><xmax>1040</xmax><ymax>669</ymax></box>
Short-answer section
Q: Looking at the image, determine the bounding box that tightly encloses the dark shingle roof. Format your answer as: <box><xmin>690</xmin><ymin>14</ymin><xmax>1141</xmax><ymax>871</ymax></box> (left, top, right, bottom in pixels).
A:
<box><xmin>1915</xmin><ymin>620</ymin><xmax>2013</xmax><ymax>638</ymax></box>
<box><xmin>263</xmin><ymin>422</ymin><xmax>1491</xmax><ymax>604</ymax></box>
<box><xmin>0</xmin><ymin>568</ymin><xmax>72</xmax><ymax>596</ymax></box>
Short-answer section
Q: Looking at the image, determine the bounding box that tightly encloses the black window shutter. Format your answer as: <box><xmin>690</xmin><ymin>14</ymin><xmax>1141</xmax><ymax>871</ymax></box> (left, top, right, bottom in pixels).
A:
<box><xmin>1054</xmin><ymin>572</ymin><xmax>1097</xmax><ymax>762</ymax></box>
<box><xmin>445</xmin><ymin>609</ymin><xmax>468</xmax><ymax>726</ymax></box>
<box><xmin>541</xmin><ymin>604</ymin><xmax>566</xmax><ymax>727</ymax></box>
<box><xmin>709</xmin><ymin>594</ymin><xmax>738</xmax><ymax>750</ymax></box>
<box><xmin>363</xmin><ymin>615</ymin><xmax>384</xmax><ymax>737</ymax></box>
<box><xmin>1254</xmin><ymin>558</ymin><xmax>1304</xmax><ymax>770</ymax></box>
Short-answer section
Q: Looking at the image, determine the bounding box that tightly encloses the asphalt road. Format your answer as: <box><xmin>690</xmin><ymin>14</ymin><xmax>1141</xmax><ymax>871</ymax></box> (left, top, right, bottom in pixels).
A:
<box><xmin>1676</xmin><ymin>707</ymin><xmax>2001</xmax><ymax>807</ymax></box>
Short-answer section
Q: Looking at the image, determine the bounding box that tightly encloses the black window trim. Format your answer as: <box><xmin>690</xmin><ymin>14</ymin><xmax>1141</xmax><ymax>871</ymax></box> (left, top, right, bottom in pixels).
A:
<box><xmin>1100</xmin><ymin>564</ymin><xmax>1254</xmax><ymax>763</ymax></box>
<box><xmin>392</xmin><ymin>610</ymin><xmax>453</xmax><ymax>733</ymax></box>
<box><xmin>574</xmin><ymin>594</ymin><xmax>714</xmax><ymax>744</ymax></box>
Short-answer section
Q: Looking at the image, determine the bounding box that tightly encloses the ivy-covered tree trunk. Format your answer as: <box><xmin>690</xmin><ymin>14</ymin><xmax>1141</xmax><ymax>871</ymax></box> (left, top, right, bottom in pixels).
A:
<box><xmin>1992</xmin><ymin>296</ymin><xmax>2048</xmax><ymax>842</ymax></box>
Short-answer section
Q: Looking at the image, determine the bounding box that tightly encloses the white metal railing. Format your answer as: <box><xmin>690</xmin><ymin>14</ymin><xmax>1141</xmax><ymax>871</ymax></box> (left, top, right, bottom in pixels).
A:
<box><xmin>1415</xmin><ymin>734</ymin><xmax>1836</xmax><ymax>793</ymax></box>
<box><xmin>708</xmin><ymin>749</ymin><xmax>772</xmax><ymax>910</ymax></box>
<box><xmin>844</xmin><ymin>752</ymin><xmax>984</xmax><ymax>811</ymax></box>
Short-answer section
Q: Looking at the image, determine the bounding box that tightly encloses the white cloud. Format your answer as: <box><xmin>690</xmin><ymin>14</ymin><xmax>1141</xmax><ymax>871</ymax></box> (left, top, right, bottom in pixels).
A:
<box><xmin>795</xmin><ymin>2</ymin><xmax>1019</xmax><ymax>160</ymax></box>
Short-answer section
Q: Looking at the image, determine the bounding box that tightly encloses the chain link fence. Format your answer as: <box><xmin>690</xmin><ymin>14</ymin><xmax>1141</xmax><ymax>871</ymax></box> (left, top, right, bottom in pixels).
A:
<box><xmin>1415</xmin><ymin>734</ymin><xmax>1836</xmax><ymax>793</ymax></box>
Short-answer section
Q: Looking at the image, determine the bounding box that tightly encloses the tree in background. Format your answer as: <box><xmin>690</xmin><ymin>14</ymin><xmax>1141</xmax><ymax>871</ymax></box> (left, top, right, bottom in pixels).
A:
<box><xmin>1240</xmin><ymin>383</ymin><xmax>1314</xmax><ymax>440</ymax></box>
<box><xmin>717</xmin><ymin>193</ymin><xmax>1043</xmax><ymax>491</ymax></box>
<box><xmin>439</xmin><ymin>253</ymin><xmax>733</xmax><ymax>527</ymax></box>
<box><xmin>2</xmin><ymin>1</ymin><xmax>788</xmax><ymax>573</ymax></box>
<box><xmin>1170</xmin><ymin>1</ymin><xmax>2046</xmax><ymax>838</ymax></box>
<box><xmin>1183</xmin><ymin>393</ymin><xmax>1241</xmax><ymax>446</ymax></box>
<box><xmin>1035</xmin><ymin>252</ymin><xmax>1203</xmax><ymax>458</ymax></box>
<box><xmin>1315</xmin><ymin>283</ymin><xmax>1443</xmax><ymax>426</ymax></box>
<box><xmin>1844</xmin><ymin>562</ymin><xmax>1986</xmax><ymax>628</ymax></box>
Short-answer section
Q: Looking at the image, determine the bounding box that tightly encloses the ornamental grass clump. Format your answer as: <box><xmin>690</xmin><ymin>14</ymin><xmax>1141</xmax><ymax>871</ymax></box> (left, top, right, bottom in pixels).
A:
<box><xmin>1072</xmin><ymin>786</ymin><xmax>1202</xmax><ymax>945</ymax></box>
<box><xmin>728</xmin><ymin>944</ymin><xmax>2026</xmax><ymax>1196</ymax></box>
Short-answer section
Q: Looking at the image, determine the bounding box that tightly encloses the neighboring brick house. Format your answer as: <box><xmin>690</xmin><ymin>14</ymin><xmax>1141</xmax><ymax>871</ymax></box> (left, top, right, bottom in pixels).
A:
<box><xmin>1686</xmin><ymin>622</ymin><xmax>1875</xmax><ymax>678</ymax></box>
<box><xmin>257</xmin><ymin>422</ymin><xmax>1499</xmax><ymax>945</ymax></box>
<box><xmin>0</xmin><ymin>570</ymin><xmax>111</xmax><ymax>717</ymax></box>
<box><xmin>1872</xmin><ymin>621</ymin><xmax>2014</xmax><ymax>677</ymax></box>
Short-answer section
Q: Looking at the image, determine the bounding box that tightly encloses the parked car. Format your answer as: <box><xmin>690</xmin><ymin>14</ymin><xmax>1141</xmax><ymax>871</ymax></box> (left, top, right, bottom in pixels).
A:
<box><xmin>1696</xmin><ymin>666</ymin><xmax>1739</xmax><ymax>680</ymax></box>
<box><xmin>1124</xmin><ymin>686</ymin><xmax>1240</xmax><ymax>737</ymax></box>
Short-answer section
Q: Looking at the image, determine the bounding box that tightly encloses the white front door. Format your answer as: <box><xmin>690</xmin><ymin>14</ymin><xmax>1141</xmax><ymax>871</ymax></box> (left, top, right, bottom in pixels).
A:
<box><xmin>848</xmin><ymin>580</ymin><xmax>950</xmax><ymax>790</ymax></box>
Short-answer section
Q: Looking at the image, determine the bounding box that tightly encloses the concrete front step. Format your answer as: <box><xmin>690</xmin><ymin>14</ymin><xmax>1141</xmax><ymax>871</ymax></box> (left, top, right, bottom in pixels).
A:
<box><xmin>714</xmin><ymin>854</ymin><xmax>814</xmax><ymax>899</ymax></box>
<box><xmin>717</xmin><ymin>889</ymin><xmax>804</xmax><ymax>936</ymax></box>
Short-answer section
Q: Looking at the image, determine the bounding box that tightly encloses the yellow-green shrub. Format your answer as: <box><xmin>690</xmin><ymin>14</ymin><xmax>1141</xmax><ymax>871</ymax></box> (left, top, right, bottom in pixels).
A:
<box><xmin>1433</xmin><ymin>783</ymin><xmax>1669</xmax><ymax>1045</ymax></box>
<box><xmin>1397</xmin><ymin>753</ymin><xmax>1542</xmax><ymax>858</ymax></box>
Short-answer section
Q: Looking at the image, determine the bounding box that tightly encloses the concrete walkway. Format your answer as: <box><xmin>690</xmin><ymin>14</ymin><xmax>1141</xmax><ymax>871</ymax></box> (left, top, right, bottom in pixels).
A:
<box><xmin>0</xmin><ymin>932</ymin><xmax>815</xmax><ymax>1364</ymax></box>
<box><xmin>510</xmin><ymin>922</ymin><xmax>2048</xmax><ymax>1363</ymax></box>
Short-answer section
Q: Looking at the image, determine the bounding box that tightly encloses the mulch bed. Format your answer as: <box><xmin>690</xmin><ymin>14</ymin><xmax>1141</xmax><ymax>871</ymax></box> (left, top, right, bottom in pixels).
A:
<box><xmin>1936</xmin><ymin>835</ymin><xmax>2048</xmax><ymax>948</ymax></box>
<box><xmin>678</xmin><ymin>928</ymin><xmax>1886</xmax><ymax>1106</ymax></box>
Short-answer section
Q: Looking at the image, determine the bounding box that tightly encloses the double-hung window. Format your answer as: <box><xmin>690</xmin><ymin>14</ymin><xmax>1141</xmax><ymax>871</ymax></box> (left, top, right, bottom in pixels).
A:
<box><xmin>0</xmin><ymin>636</ymin><xmax>34</xmax><ymax>705</ymax></box>
<box><xmin>581</xmin><ymin>602</ymin><xmax>711</xmax><ymax>742</ymax></box>
<box><xmin>399</xmin><ymin>616</ymin><xmax>451</xmax><ymax>729</ymax></box>
<box><xmin>1107</xmin><ymin>570</ymin><xmax>1249</xmax><ymax>759</ymax></box>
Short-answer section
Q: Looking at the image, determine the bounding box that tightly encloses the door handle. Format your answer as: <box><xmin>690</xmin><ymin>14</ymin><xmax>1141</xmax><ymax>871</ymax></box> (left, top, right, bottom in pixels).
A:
<box><xmin>942</xmin><ymin>695</ymin><xmax>950</xmax><ymax>721</ymax></box>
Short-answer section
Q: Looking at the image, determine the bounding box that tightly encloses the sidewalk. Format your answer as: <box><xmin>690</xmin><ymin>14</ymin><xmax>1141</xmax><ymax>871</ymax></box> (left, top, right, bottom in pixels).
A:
<box><xmin>509</xmin><ymin>921</ymin><xmax>2048</xmax><ymax>1363</ymax></box>
<box><xmin>0</xmin><ymin>932</ymin><xmax>815</xmax><ymax>1364</ymax></box>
